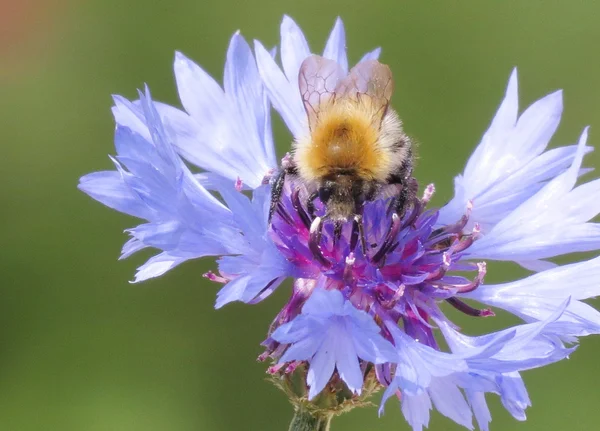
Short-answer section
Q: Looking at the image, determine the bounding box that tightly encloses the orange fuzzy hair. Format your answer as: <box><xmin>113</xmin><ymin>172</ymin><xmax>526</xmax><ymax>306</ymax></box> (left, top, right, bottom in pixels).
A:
<box><xmin>294</xmin><ymin>97</ymin><xmax>392</xmax><ymax>183</ymax></box>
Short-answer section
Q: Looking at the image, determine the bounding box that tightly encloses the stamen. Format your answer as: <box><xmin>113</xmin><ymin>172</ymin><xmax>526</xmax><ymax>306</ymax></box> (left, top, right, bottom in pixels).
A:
<box><xmin>455</xmin><ymin>262</ymin><xmax>487</xmax><ymax>293</ymax></box>
<box><xmin>343</xmin><ymin>253</ymin><xmax>356</xmax><ymax>285</ymax></box>
<box><xmin>440</xmin><ymin>205</ymin><xmax>472</xmax><ymax>235</ymax></box>
<box><xmin>248</xmin><ymin>278</ymin><xmax>279</xmax><ymax>304</ymax></box>
<box><xmin>235</xmin><ymin>177</ymin><xmax>243</xmax><ymax>192</ymax></box>
<box><xmin>426</xmin><ymin>233</ymin><xmax>458</xmax><ymax>250</ymax></box>
<box><xmin>275</xmin><ymin>203</ymin><xmax>294</xmax><ymax>226</ymax></box>
<box><xmin>451</xmin><ymin>233</ymin><xmax>476</xmax><ymax>253</ymax></box>
<box><xmin>426</xmin><ymin>252</ymin><xmax>451</xmax><ymax>281</ymax></box>
<box><xmin>446</xmin><ymin>297</ymin><xmax>495</xmax><ymax>317</ymax></box>
<box><xmin>448</xmin><ymin>223</ymin><xmax>482</xmax><ymax>253</ymax></box>
<box><xmin>285</xmin><ymin>361</ymin><xmax>301</xmax><ymax>374</ymax></box>
<box><xmin>402</xmin><ymin>200</ymin><xmax>422</xmax><ymax>227</ymax></box>
<box><xmin>386</xmin><ymin>199</ymin><xmax>396</xmax><ymax>217</ymax></box>
<box><xmin>281</xmin><ymin>152</ymin><xmax>293</xmax><ymax>169</ymax></box>
<box><xmin>262</xmin><ymin>168</ymin><xmax>276</xmax><ymax>185</ymax></box>
<box><xmin>309</xmin><ymin>217</ymin><xmax>331</xmax><ymax>268</ymax></box>
<box><xmin>203</xmin><ymin>271</ymin><xmax>227</xmax><ymax>283</ymax></box>
<box><xmin>407</xmin><ymin>300</ymin><xmax>435</xmax><ymax>328</ymax></box>
<box><xmin>267</xmin><ymin>364</ymin><xmax>286</xmax><ymax>374</ymax></box>
<box><xmin>466</xmin><ymin>200</ymin><xmax>473</xmax><ymax>213</ymax></box>
<box><xmin>372</xmin><ymin>213</ymin><xmax>401</xmax><ymax>264</ymax></box>
<box><xmin>354</xmin><ymin>214</ymin><xmax>367</xmax><ymax>254</ymax></box>
<box><xmin>380</xmin><ymin>283</ymin><xmax>406</xmax><ymax>309</ymax></box>
<box><xmin>422</xmin><ymin>183</ymin><xmax>435</xmax><ymax>203</ymax></box>
<box><xmin>291</xmin><ymin>189</ymin><xmax>311</xmax><ymax>229</ymax></box>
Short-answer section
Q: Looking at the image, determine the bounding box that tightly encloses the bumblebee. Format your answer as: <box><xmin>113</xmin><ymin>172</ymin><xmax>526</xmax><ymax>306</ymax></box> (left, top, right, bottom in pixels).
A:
<box><xmin>269</xmin><ymin>55</ymin><xmax>415</xmax><ymax>243</ymax></box>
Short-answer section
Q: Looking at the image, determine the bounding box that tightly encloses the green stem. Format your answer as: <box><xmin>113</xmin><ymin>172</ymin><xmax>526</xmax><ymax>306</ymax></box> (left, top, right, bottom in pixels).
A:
<box><xmin>288</xmin><ymin>406</ymin><xmax>333</xmax><ymax>431</ymax></box>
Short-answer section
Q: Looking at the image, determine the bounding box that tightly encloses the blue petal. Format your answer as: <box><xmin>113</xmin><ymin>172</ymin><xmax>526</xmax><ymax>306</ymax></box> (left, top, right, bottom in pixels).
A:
<box><xmin>254</xmin><ymin>39</ymin><xmax>306</xmax><ymax>139</ymax></box>
<box><xmin>111</xmin><ymin>95</ymin><xmax>151</xmax><ymax>141</ymax></box>
<box><xmin>173</xmin><ymin>51</ymin><xmax>225</xmax><ymax>125</ymax></box>
<box><xmin>323</xmin><ymin>17</ymin><xmax>348</xmax><ymax>73</ymax></box>
<box><xmin>401</xmin><ymin>392</ymin><xmax>432</xmax><ymax>431</ymax></box>
<box><xmin>280</xmin><ymin>15</ymin><xmax>311</xmax><ymax>83</ymax></box>
<box><xmin>465</xmin><ymin>391</ymin><xmax>491</xmax><ymax>431</ymax></box>
<box><xmin>78</xmin><ymin>171</ymin><xmax>150</xmax><ymax>219</ymax></box>
<box><xmin>497</xmin><ymin>372</ymin><xmax>530</xmax><ymax>421</ymax></box>
<box><xmin>132</xmin><ymin>252</ymin><xmax>188</xmax><ymax>282</ymax></box>
<box><xmin>214</xmin><ymin>186</ymin><xmax>295</xmax><ymax>308</ymax></box>
<box><xmin>358</xmin><ymin>47</ymin><xmax>381</xmax><ymax>63</ymax></box>
<box><xmin>302</xmin><ymin>288</ymin><xmax>345</xmax><ymax>316</ymax></box>
<box><xmin>224</xmin><ymin>33</ymin><xmax>277</xmax><ymax>182</ymax></box>
<box><xmin>80</xmin><ymin>89</ymin><xmax>270</xmax><ymax>282</ymax></box>
<box><xmin>468</xmin><ymin>128</ymin><xmax>600</xmax><ymax>262</ymax></box>
<box><xmin>334</xmin><ymin>331</ymin><xmax>363</xmax><ymax>394</ymax></box>
<box><xmin>463</xmin><ymin>256</ymin><xmax>600</xmax><ymax>336</ymax></box>
<box><xmin>440</xmin><ymin>299</ymin><xmax>575</xmax><ymax>372</ymax></box>
<box><xmin>307</xmin><ymin>335</ymin><xmax>337</xmax><ymax>399</ymax></box>
<box><xmin>438</xmin><ymin>70</ymin><xmax>599</xmax><ymax>263</ymax></box>
<box><xmin>429</xmin><ymin>377</ymin><xmax>473</xmax><ymax>429</ymax></box>
<box><xmin>429</xmin><ymin>300</ymin><xmax>575</xmax><ymax>424</ymax></box>
<box><xmin>271</xmin><ymin>289</ymin><xmax>396</xmax><ymax>399</ymax></box>
<box><xmin>215</xmin><ymin>241</ymin><xmax>294</xmax><ymax>308</ymax></box>
<box><xmin>214</xmin><ymin>275</ymin><xmax>251</xmax><ymax>309</ymax></box>
<box><xmin>145</xmin><ymin>39</ymin><xmax>277</xmax><ymax>189</ymax></box>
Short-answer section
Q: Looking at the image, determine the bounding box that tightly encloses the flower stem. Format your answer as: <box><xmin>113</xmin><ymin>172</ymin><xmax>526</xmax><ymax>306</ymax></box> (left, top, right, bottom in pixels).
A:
<box><xmin>288</xmin><ymin>406</ymin><xmax>333</xmax><ymax>431</ymax></box>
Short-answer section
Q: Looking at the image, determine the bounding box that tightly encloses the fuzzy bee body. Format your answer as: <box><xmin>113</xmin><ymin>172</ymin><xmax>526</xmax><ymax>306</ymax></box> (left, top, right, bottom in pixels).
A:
<box><xmin>269</xmin><ymin>55</ymin><xmax>415</xmax><ymax>227</ymax></box>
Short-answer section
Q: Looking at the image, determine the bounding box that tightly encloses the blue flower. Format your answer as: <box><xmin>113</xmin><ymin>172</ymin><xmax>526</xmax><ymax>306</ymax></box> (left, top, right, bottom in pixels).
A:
<box><xmin>271</xmin><ymin>288</ymin><xmax>397</xmax><ymax>400</ymax></box>
<box><xmin>80</xmin><ymin>15</ymin><xmax>600</xmax><ymax>431</ymax></box>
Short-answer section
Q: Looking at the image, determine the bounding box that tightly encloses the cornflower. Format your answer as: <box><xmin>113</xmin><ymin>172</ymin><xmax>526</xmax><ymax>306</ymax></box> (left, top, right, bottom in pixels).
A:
<box><xmin>79</xmin><ymin>16</ymin><xmax>600</xmax><ymax>431</ymax></box>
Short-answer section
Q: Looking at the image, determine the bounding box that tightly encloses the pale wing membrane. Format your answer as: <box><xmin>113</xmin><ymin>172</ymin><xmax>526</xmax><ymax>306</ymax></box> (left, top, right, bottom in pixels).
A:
<box><xmin>298</xmin><ymin>55</ymin><xmax>344</xmax><ymax>130</ymax></box>
<box><xmin>336</xmin><ymin>60</ymin><xmax>394</xmax><ymax>122</ymax></box>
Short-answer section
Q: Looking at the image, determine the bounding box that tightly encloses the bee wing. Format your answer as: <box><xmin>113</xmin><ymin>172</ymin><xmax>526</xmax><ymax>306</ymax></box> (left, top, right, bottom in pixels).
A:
<box><xmin>336</xmin><ymin>60</ymin><xmax>394</xmax><ymax>122</ymax></box>
<box><xmin>298</xmin><ymin>55</ymin><xmax>345</xmax><ymax>130</ymax></box>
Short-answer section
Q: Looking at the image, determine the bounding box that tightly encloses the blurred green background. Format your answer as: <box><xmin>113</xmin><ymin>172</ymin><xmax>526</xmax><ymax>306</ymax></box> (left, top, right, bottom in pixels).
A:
<box><xmin>2</xmin><ymin>1</ymin><xmax>600</xmax><ymax>430</ymax></box>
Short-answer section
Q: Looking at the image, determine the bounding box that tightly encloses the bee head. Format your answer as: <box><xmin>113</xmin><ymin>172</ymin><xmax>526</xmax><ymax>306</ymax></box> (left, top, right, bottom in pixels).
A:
<box><xmin>318</xmin><ymin>174</ymin><xmax>365</xmax><ymax>221</ymax></box>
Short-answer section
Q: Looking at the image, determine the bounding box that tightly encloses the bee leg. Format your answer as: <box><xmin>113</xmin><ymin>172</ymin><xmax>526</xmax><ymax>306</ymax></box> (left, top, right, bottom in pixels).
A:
<box><xmin>268</xmin><ymin>165</ymin><xmax>298</xmax><ymax>222</ymax></box>
<box><xmin>393</xmin><ymin>185</ymin><xmax>410</xmax><ymax>219</ymax></box>
<box><xmin>268</xmin><ymin>169</ymin><xmax>287</xmax><ymax>222</ymax></box>
<box><xmin>333</xmin><ymin>220</ymin><xmax>343</xmax><ymax>245</ymax></box>
<box><xmin>306</xmin><ymin>191</ymin><xmax>319</xmax><ymax>219</ymax></box>
<box><xmin>392</xmin><ymin>178</ymin><xmax>419</xmax><ymax>221</ymax></box>
<box><xmin>352</xmin><ymin>214</ymin><xmax>367</xmax><ymax>255</ymax></box>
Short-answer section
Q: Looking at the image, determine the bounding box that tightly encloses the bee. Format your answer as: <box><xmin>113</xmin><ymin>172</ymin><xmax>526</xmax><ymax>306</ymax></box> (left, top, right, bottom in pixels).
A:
<box><xmin>269</xmin><ymin>55</ymin><xmax>415</xmax><ymax>246</ymax></box>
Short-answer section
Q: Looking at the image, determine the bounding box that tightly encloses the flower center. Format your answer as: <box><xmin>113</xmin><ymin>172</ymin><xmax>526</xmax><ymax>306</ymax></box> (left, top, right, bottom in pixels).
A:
<box><xmin>269</xmin><ymin>182</ymin><xmax>491</xmax><ymax>324</ymax></box>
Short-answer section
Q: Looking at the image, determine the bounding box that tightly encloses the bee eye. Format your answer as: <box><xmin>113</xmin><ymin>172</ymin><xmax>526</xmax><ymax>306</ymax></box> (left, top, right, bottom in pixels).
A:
<box><xmin>318</xmin><ymin>187</ymin><xmax>332</xmax><ymax>203</ymax></box>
